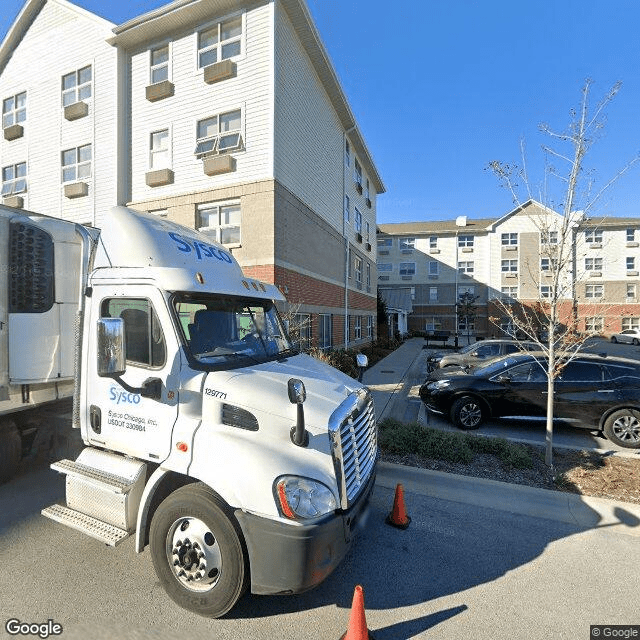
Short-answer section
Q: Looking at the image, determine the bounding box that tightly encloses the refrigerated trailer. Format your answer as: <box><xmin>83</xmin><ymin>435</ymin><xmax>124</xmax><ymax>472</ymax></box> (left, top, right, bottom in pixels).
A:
<box><xmin>0</xmin><ymin>204</ymin><xmax>377</xmax><ymax>617</ymax></box>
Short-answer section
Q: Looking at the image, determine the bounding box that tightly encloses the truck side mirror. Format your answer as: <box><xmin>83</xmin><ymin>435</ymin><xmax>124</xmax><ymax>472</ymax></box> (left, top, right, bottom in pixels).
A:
<box><xmin>97</xmin><ymin>318</ymin><xmax>126</xmax><ymax>378</ymax></box>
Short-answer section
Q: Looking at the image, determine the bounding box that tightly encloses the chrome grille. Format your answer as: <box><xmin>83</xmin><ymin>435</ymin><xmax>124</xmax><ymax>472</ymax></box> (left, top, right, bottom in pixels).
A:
<box><xmin>329</xmin><ymin>389</ymin><xmax>378</xmax><ymax>509</ymax></box>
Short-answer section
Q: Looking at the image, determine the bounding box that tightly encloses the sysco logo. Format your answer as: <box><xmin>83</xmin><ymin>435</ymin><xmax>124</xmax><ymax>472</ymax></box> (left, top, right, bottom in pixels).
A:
<box><xmin>168</xmin><ymin>232</ymin><xmax>233</xmax><ymax>264</ymax></box>
<box><xmin>110</xmin><ymin>387</ymin><xmax>141</xmax><ymax>405</ymax></box>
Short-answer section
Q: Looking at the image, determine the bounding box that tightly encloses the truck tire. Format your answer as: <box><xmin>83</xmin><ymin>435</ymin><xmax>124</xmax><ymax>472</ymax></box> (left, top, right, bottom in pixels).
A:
<box><xmin>603</xmin><ymin>409</ymin><xmax>640</xmax><ymax>449</ymax></box>
<box><xmin>149</xmin><ymin>482</ymin><xmax>248</xmax><ymax>618</ymax></box>
<box><xmin>450</xmin><ymin>396</ymin><xmax>484</xmax><ymax>430</ymax></box>
<box><xmin>0</xmin><ymin>419</ymin><xmax>22</xmax><ymax>483</ymax></box>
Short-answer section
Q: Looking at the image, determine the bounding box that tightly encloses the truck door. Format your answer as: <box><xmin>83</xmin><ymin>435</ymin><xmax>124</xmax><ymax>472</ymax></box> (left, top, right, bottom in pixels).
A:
<box><xmin>84</xmin><ymin>288</ymin><xmax>180</xmax><ymax>461</ymax></box>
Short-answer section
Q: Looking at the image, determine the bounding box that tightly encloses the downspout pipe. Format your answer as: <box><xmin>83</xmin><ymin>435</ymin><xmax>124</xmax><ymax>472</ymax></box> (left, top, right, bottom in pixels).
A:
<box><xmin>343</xmin><ymin>125</ymin><xmax>356</xmax><ymax>349</ymax></box>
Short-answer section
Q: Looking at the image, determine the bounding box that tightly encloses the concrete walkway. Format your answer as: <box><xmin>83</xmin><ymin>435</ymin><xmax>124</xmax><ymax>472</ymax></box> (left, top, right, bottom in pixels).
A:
<box><xmin>363</xmin><ymin>337</ymin><xmax>640</xmax><ymax>535</ymax></box>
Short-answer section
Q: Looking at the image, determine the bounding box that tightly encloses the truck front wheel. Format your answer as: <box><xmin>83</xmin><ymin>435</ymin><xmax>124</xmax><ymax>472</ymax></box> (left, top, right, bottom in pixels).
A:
<box><xmin>149</xmin><ymin>482</ymin><xmax>248</xmax><ymax>617</ymax></box>
<box><xmin>0</xmin><ymin>419</ymin><xmax>22</xmax><ymax>483</ymax></box>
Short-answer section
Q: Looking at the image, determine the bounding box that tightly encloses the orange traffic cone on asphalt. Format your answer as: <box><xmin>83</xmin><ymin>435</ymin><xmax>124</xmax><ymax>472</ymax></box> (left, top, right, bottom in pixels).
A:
<box><xmin>385</xmin><ymin>483</ymin><xmax>411</xmax><ymax>529</ymax></box>
<box><xmin>339</xmin><ymin>585</ymin><xmax>376</xmax><ymax>640</ymax></box>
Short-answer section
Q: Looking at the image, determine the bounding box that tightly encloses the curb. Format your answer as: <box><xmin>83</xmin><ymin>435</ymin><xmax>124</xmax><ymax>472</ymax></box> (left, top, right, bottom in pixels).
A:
<box><xmin>376</xmin><ymin>460</ymin><xmax>640</xmax><ymax>537</ymax></box>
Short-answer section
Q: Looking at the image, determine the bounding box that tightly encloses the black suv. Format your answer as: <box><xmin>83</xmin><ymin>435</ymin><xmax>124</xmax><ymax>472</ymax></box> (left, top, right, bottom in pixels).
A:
<box><xmin>419</xmin><ymin>352</ymin><xmax>640</xmax><ymax>448</ymax></box>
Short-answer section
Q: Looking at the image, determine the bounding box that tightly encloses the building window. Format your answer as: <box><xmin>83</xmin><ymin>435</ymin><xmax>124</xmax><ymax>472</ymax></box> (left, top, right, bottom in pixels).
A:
<box><xmin>344</xmin><ymin>195</ymin><xmax>350</xmax><ymax>221</ymax></box>
<box><xmin>377</xmin><ymin>238</ymin><xmax>392</xmax><ymax>249</ymax></box>
<box><xmin>1</xmin><ymin>162</ymin><xmax>27</xmax><ymax>195</ymax></box>
<box><xmin>365</xmin><ymin>221</ymin><xmax>370</xmax><ymax>241</ymax></box>
<box><xmin>377</xmin><ymin>263</ymin><xmax>392</xmax><ymax>272</ymax></box>
<box><xmin>627</xmin><ymin>257</ymin><xmax>635</xmax><ymax>271</ymax></box>
<box><xmin>585</xmin><ymin>317</ymin><xmax>604</xmax><ymax>332</ymax></box>
<box><xmin>354</xmin><ymin>158</ymin><xmax>362</xmax><ymax>187</ymax></box>
<box><xmin>501</xmin><ymin>259</ymin><xmax>517</xmax><ymax>273</ymax></box>
<box><xmin>354</xmin><ymin>208</ymin><xmax>362</xmax><ymax>233</ymax></box>
<box><xmin>458</xmin><ymin>261</ymin><xmax>474</xmax><ymax>274</ymax></box>
<box><xmin>365</xmin><ymin>178</ymin><xmax>370</xmax><ymax>201</ymax></box>
<box><xmin>2</xmin><ymin>92</ymin><xmax>26</xmax><ymax>128</ymax></box>
<box><xmin>541</xmin><ymin>258</ymin><xmax>550</xmax><ymax>271</ymax></box>
<box><xmin>429</xmin><ymin>287</ymin><xmax>438</xmax><ymax>302</ymax></box>
<box><xmin>354</xmin><ymin>316</ymin><xmax>362</xmax><ymax>340</ymax></box>
<box><xmin>622</xmin><ymin>317</ymin><xmax>640</xmax><ymax>331</ymax></box>
<box><xmin>627</xmin><ymin>229</ymin><xmax>636</xmax><ymax>242</ymax></box>
<box><xmin>62</xmin><ymin>66</ymin><xmax>92</xmax><ymax>106</ymax></box>
<box><xmin>501</xmin><ymin>286</ymin><xmax>517</xmax><ymax>303</ymax></box>
<box><xmin>198</xmin><ymin>16</ymin><xmax>242</xmax><ymax>68</ymax></box>
<box><xmin>367</xmin><ymin>316</ymin><xmax>372</xmax><ymax>339</ymax></box>
<box><xmin>61</xmin><ymin>144</ymin><xmax>91</xmax><ymax>182</ymax></box>
<box><xmin>585</xmin><ymin>284</ymin><xmax>604</xmax><ymax>298</ymax></box>
<box><xmin>428</xmin><ymin>261</ymin><xmax>439</xmax><ymax>276</ymax></box>
<box><xmin>366</xmin><ymin>263</ymin><xmax>371</xmax><ymax>287</ymax></box>
<box><xmin>354</xmin><ymin>256</ymin><xmax>363</xmax><ymax>284</ymax></box>
<box><xmin>399</xmin><ymin>263</ymin><xmax>415</xmax><ymax>276</ymax></box>
<box><xmin>540</xmin><ymin>285</ymin><xmax>554</xmax><ymax>298</ymax></box>
<box><xmin>501</xmin><ymin>233</ymin><xmax>518</xmax><ymax>246</ymax></box>
<box><xmin>429</xmin><ymin>236</ymin><xmax>437</xmax><ymax>249</ymax></box>
<box><xmin>425</xmin><ymin>317</ymin><xmax>442</xmax><ymax>331</ymax></box>
<box><xmin>150</xmin><ymin>129</ymin><xmax>170</xmax><ymax>169</ymax></box>
<box><xmin>150</xmin><ymin>44</ymin><xmax>170</xmax><ymax>83</ymax></box>
<box><xmin>345</xmin><ymin>139</ymin><xmax>350</xmax><ymax>167</ymax></box>
<box><xmin>458</xmin><ymin>235</ymin><xmax>474</xmax><ymax>247</ymax></box>
<box><xmin>399</xmin><ymin>237</ymin><xmax>415</xmax><ymax>250</ymax></box>
<box><xmin>459</xmin><ymin>285</ymin><xmax>475</xmax><ymax>296</ymax></box>
<box><xmin>541</xmin><ymin>230</ymin><xmax>558</xmax><ymax>245</ymax></box>
<box><xmin>627</xmin><ymin>284</ymin><xmax>636</xmax><ymax>300</ymax></box>
<box><xmin>197</xmin><ymin>202</ymin><xmax>241</xmax><ymax>245</ymax></box>
<box><xmin>585</xmin><ymin>257</ymin><xmax>603</xmax><ymax>272</ymax></box>
<box><xmin>318</xmin><ymin>314</ymin><xmax>332</xmax><ymax>348</ymax></box>
<box><xmin>458</xmin><ymin>318</ymin><xmax>475</xmax><ymax>332</ymax></box>
<box><xmin>585</xmin><ymin>228</ymin><xmax>603</xmax><ymax>244</ymax></box>
<box><xmin>195</xmin><ymin>109</ymin><xmax>242</xmax><ymax>157</ymax></box>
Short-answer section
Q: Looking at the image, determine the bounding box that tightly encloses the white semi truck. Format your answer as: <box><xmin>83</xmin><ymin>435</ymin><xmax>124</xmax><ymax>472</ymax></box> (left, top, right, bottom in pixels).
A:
<box><xmin>0</xmin><ymin>204</ymin><xmax>377</xmax><ymax>617</ymax></box>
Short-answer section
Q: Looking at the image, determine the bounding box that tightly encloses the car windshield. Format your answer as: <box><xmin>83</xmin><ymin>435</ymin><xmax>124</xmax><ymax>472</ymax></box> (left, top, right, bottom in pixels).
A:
<box><xmin>173</xmin><ymin>293</ymin><xmax>294</xmax><ymax>367</ymax></box>
<box><xmin>458</xmin><ymin>342</ymin><xmax>479</xmax><ymax>354</ymax></box>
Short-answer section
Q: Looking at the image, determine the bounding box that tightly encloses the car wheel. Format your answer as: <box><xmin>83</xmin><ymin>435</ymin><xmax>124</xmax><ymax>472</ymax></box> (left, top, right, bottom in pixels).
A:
<box><xmin>633</xmin><ymin>339</ymin><xmax>639</xmax><ymax>346</ymax></box>
<box><xmin>611</xmin><ymin>336</ymin><xmax>617</xmax><ymax>343</ymax></box>
<box><xmin>149</xmin><ymin>482</ymin><xmax>248</xmax><ymax>617</ymax></box>
<box><xmin>450</xmin><ymin>396</ymin><xmax>484</xmax><ymax>430</ymax></box>
<box><xmin>603</xmin><ymin>410</ymin><xmax>640</xmax><ymax>449</ymax></box>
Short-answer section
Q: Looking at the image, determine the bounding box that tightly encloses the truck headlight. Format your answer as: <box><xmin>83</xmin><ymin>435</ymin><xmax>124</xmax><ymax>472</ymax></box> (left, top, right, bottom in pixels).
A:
<box><xmin>274</xmin><ymin>476</ymin><xmax>337</xmax><ymax>520</ymax></box>
<box><xmin>428</xmin><ymin>380</ymin><xmax>450</xmax><ymax>390</ymax></box>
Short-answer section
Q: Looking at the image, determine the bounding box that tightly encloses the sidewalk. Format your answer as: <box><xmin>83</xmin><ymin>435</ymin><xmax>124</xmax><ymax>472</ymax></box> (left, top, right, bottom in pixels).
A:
<box><xmin>363</xmin><ymin>337</ymin><xmax>640</xmax><ymax>535</ymax></box>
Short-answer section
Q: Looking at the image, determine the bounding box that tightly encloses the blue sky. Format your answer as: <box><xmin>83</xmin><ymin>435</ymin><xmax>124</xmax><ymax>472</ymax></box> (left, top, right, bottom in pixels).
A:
<box><xmin>2</xmin><ymin>0</ymin><xmax>640</xmax><ymax>223</ymax></box>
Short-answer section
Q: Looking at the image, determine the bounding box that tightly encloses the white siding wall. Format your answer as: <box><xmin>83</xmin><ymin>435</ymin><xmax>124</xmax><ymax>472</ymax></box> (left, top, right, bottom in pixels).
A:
<box><xmin>273</xmin><ymin>2</ymin><xmax>344</xmax><ymax>232</ymax></box>
<box><xmin>0</xmin><ymin>1</ymin><xmax>118</xmax><ymax>225</ymax></box>
<box><xmin>129</xmin><ymin>3</ymin><xmax>273</xmax><ymax>203</ymax></box>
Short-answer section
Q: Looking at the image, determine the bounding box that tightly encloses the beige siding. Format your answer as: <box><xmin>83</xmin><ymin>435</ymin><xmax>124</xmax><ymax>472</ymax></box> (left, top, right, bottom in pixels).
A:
<box><xmin>129</xmin><ymin>3</ymin><xmax>273</xmax><ymax>204</ymax></box>
<box><xmin>273</xmin><ymin>2</ymin><xmax>343</xmax><ymax>232</ymax></box>
<box><xmin>0</xmin><ymin>1</ymin><xmax>117</xmax><ymax>225</ymax></box>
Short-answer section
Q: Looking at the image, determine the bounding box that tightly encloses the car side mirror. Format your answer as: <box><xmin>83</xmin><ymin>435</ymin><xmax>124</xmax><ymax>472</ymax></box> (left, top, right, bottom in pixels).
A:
<box><xmin>97</xmin><ymin>318</ymin><xmax>126</xmax><ymax>378</ymax></box>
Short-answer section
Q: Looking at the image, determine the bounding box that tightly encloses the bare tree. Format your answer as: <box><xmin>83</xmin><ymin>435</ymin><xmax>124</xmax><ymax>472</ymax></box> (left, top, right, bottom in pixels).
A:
<box><xmin>487</xmin><ymin>79</ymin><xmax>639</xmax><ymax>467</ymax></box>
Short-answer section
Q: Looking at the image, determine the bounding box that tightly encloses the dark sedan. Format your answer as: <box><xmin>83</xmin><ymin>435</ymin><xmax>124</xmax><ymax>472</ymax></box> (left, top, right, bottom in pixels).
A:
<box><xmin>419</xmin><ymin>352</ymin><xmax>640</xmax><ymax>448</ymax></box>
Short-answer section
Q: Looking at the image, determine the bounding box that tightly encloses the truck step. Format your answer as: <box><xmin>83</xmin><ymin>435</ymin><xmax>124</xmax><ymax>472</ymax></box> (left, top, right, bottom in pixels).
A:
<box><xmin>51</xmin><ymin>459</ymin><xmax>134</xmax><ymax>494</ymax></box>
<box><xmin>41</xmin><ymin>504</ymin><xmax>130</xmax><ymax>547</ymax></box>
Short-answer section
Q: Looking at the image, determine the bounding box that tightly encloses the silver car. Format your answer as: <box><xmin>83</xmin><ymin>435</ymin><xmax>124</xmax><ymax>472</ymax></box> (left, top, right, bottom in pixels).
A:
<box><xmin>610</xmin><ymin>329</ymin><xmax>640</xmax><ymax>345</ymax></box>
<box><xmin>426</xmin><ymin>339</ymin><xmax>538</xmax><ymax>372</ymax></box>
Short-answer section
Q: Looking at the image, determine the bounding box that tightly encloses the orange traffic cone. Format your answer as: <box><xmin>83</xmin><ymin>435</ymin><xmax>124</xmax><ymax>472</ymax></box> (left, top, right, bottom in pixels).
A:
<box><xmin>385</xmin><ymin>483</ymin><xmax>411</xmax><ymax>529</ymax></box>
<box><xmin>340</xmin><ymin>585</ymin><xmax>376</xmax><ymax>640</ymax></box>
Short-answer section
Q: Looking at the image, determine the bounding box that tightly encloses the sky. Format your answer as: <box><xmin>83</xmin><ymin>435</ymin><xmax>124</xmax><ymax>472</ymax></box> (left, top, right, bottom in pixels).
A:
<box><xmin>2</xmin><ymin>0</ymin><xmax>640</xmax><ymax>223</ymax></box>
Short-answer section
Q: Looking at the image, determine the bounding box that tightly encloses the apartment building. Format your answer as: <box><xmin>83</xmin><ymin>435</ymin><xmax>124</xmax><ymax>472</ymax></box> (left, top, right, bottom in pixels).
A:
<box><xmin>377</xmin><ymin>200</ymin><xmax>640</xmax><ymax>337</ymax></box>
<box><xmin>0</xmin><ymin>0</ymin><xmax>383</xmax><ymax>349</ymax></box>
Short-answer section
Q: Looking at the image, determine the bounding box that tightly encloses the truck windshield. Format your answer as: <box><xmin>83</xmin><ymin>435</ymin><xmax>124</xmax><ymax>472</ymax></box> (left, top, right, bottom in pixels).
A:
<box><xmin>173</xmin><ymin>294</ymin><xmax>294</xmax><ymax>366</ymax></box>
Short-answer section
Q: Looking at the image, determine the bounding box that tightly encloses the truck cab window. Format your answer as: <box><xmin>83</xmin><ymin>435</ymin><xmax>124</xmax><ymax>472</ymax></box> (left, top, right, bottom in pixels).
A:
<box><xmin>101</xmin><ymin>298</ymin><xmax>166</xmax><ymax>368</ymax></box>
